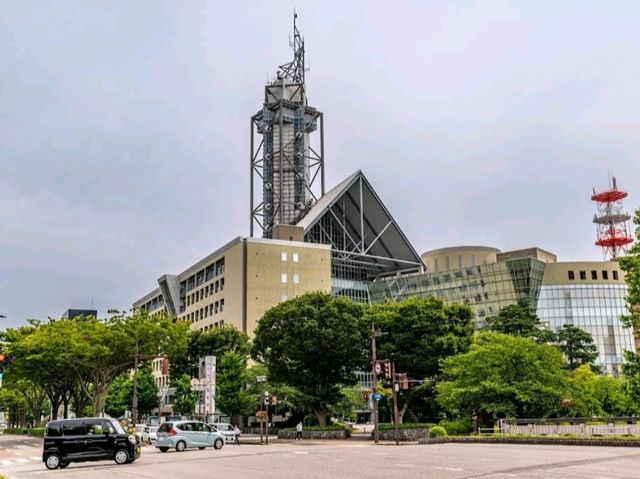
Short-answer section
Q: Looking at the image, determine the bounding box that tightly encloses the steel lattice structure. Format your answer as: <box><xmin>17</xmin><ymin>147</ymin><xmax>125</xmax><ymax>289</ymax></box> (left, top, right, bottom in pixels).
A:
<box><xmin>592</xmin><ymin>176</ymin><xmax>633</xmax><ymax>260</ymax></box>
<box><xmin>250</xmin><ymin>13</ymin><xmax>324</xmax><ymax>238</ymax></box>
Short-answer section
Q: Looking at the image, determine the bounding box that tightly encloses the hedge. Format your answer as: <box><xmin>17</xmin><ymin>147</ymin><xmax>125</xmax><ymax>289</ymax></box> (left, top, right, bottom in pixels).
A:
<box><xmin>378</xmin><ymin>423</ymin><xmax>435</xmax><ymax>431</ymax></box>
<box><xmin>419</xmin><ymin>435</ymin><xmax>640</xmax><ymax>447</ymax></box>
<box><xmin>3</xmin><ymin>427</ymin><xmax>45</xmax><ymax>437</ymax></box>
<box><xmin>281</xmin><ymin>424</ymin><xmax>346</xmax><ymax>432</ymax></box>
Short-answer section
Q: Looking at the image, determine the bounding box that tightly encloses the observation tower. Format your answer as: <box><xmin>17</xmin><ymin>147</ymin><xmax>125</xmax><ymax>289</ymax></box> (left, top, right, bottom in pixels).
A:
<box><xmin>591</xmin><ymin>176</ymin><xmax>633</xmax><ymax>260</ymax></box>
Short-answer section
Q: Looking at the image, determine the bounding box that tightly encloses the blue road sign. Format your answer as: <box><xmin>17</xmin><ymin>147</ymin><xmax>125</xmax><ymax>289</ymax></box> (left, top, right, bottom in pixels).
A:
<box><xmin>372</xmin><ymin>392</ymin><xmax>382</xmax><ymax>401</ymax></box>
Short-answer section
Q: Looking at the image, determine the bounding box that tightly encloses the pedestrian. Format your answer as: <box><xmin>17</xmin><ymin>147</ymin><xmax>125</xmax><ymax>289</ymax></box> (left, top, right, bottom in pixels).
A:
<box><xmin>233</xmin><ymin>425</ymin><xmax>241</xmax><ymax>445</ymax></box>
<box><xmin>296</xmin><ymin>421</ymin><xmax>303</xmax><ymax>440</ymax></box>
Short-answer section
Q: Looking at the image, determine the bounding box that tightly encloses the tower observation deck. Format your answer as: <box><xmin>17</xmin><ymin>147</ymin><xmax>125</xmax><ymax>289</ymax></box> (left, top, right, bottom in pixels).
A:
<box><xmin>592</xmin><ymin>176</ymin><xmax>633</xmax><ymax>260</ymax></box>
<box><xmin>250</xmin><ymin>13</ymin><xmax>325</xmax><ymax>238</ymax></box>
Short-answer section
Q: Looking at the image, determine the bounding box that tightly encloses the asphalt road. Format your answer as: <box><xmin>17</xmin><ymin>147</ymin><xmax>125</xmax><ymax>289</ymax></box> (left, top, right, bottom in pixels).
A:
<box><xmin>1</xmin><ymin>433</ymin><xmax>640</xmax><ymax>478</ymax></box>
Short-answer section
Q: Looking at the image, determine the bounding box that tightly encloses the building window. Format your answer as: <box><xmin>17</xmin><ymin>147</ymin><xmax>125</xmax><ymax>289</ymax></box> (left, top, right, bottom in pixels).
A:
<box><xmin>458</xmin><ymin>255</ymin><xmax>463</xmax><ymax>269</ymax></box>
<box><xmin>215</xmin><ymin>280</ymin><xmax>219</xmax><ymax>293</ymax></box>
<box><xmin>293</xmin><ymin>274</ymin><xmax>299</xmax><ymax>284</ymax></box>
<box><xmin>205</xmin><ymin>288</ymin><xmax>209</xmax><ymax>298</ymax></box>
<box><xmin>602</xmin><ymin>270</ymin><xmax>609</xmax><ymax>280</ymax></box>
<box><xmin>470</xmin><ymin>255</ymin><xmax>475</xmax><ymax>267</ymax></box>
<box><xmin>220</xmin><ymin>278</ymin><xmax>225</xmax><ymax>290</ymax></box>
<box><xmin>220</xmin><ymin>299</ymin><xmax>224</xmax><ymax>312</ymax></box>
<box><xmin>281</xmin><ymin>252</ymin><xmax>287</xmax><ymax>261</ymax></box>
<box><xmin>445</xmin><ymin>256</ymin><xmax>450</xmax><ymax>272</ymax></box>
<box><xmin>579</xmin><ymin>271</ymin><xmax>586</xmax><ymax>280</ymax></box>
<box><xmin>220</xmin><ymin>320</ymin><xmax>224</xmax><ymax>327</ymax></box>
<box><xmin>215</xmin><ymin>301</ymin><xmax>219</xmax><ymax>314</ymax></box>
<box><xmin>591</xmin><ymin>270</ymin><xmax>597</xmax><ymax>280</ymax></box>
<box><xmin>281</xmin><ymin>273</ymin><xmax>287</xmax><ymax>283</ymax></box>
<box><xmin>568</xmin><ymin>271</ymin><xmax>575</xmax><ymax>281</ymax></box>
<box><xmin>293</xmin><ymin>253</ymin><xmax>299</xmax><ymax>262</ymax></box>
<box><xmin>613</xmin><ymin>270</ymin><xmax>619</xmax><ymax>280</ymax></box>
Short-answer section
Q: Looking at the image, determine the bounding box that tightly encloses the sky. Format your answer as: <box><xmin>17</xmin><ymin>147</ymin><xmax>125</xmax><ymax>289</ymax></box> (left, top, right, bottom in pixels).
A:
<box><xmin>1</xmin><ymin>1</ymin><xmax>640</xmax><ymax>327</ymax></box>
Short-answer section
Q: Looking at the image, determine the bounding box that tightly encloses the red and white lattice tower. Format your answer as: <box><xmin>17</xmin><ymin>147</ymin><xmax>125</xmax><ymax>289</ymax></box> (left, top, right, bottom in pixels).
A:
<box><xmin>591</xmin><ymin>176</ymin><xmax>633</xmax><ymax>260</ymax></box>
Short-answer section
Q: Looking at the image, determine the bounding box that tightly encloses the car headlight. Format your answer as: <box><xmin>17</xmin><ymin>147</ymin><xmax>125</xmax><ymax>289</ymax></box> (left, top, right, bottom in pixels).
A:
<box><xmin>128</xmin><ymin>435</ymin><xmax>136</xmax><ymax>444</ymax></box>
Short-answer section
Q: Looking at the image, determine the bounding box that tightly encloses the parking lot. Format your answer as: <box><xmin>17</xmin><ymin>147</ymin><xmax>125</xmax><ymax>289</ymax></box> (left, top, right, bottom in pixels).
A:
<box><xmin>2</xmin><ymin>433</ymin><xmax>640</xmax><ymax>478</ymax></box>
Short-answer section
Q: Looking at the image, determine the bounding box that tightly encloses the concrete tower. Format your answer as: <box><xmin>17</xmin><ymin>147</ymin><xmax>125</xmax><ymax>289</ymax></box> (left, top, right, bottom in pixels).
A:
<box><xmin>250</xmin><ymin>13</ymin><xmax>325</xmax><ymax>238</ymax></box>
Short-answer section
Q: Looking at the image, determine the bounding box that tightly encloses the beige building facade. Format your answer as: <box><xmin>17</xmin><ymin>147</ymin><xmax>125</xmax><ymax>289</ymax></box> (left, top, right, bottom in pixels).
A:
<box><xmin>133</xmin><ymin>236</ymin><xmax>331</xmax><ymax>391</ymax></box>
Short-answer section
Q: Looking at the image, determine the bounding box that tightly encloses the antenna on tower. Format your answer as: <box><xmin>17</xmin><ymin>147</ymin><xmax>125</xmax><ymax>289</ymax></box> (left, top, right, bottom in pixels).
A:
<box><xmin>591</xmin><ymin>175</ymin><xmax>633</xmax><ymax>260</ymax></box>
<box><xmin>277</xmin><ymin>10</ymin><xmax>306</xmax><ymax>84</ymax></box>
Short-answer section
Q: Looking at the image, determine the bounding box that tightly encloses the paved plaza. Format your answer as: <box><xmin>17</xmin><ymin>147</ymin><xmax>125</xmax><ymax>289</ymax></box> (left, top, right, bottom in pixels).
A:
<box><xmin>1</xmin><ymin>434</ymin><xmax>640</xmax><ymax>478</ymax></box>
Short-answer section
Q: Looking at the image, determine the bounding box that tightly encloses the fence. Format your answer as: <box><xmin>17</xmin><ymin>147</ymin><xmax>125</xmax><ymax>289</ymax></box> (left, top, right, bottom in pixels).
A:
<box><xmin>496</xmin><ymin>418</ymin><xmax>640</xmax><ymax>437</ymax></box>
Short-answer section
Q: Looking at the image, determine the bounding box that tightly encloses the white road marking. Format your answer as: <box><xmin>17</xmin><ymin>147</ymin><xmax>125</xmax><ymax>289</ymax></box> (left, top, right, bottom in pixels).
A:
<box><xmin>435</xmin><ymin>466</ymin><xmax>463</xmax><ymax>471</ymax></box>
<box><xmin>292</xmin><ymin>451</ymin><xmax>309</xmax><ymax>454</ymax></box>
<box><xmin>16</xmin><ymin>458</ymin><xmax>29</xmax><ymax>463</ymax></box>
<box><xmin>30</xmin><ymin>456</ymin><xmax>41</xmax><ymax>460</ymax></box>
<box><xmin>1</xmin><ymin>460</ymin><xmax>12</xmax><ymax>466</ymax></box>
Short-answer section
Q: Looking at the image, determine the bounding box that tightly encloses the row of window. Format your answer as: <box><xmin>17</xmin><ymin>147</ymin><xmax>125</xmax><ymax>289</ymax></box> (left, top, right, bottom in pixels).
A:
<box><xmin>187</xmin><ymin>299</ymin><xmax>225</xmax><ymax>322</ymax></box>
<box><xmin>281</xmin><ymin>273</ymin><xmax>300</xmax><ymax>284</ymax></box>
<box><xmin>199</xmin><ymin>320</ymin><xmax>225</xmax><ymax>332</ymax></box>
<box><xmin>567</xmin><ymin>270</ymin><xmax>619</xmax><ymax>281</ymax></box>
<box><xmin>281</xmin><ymin>251</ymin><xmax>300</xmax><ymax>262</ymax></box>
<box><xmin>155</xmin><ymin>375</ymin><xmax>170</xmax><ymax>389</ymax></box>
<box><xmin>181</xmin><ymin>258</ymin><xmax>225</xmax><ymax>293</ymax></box>
<box><xmin>186</xmin><ymin>277</ymin><xmax>225</xmax><ymax>306</ymax></box>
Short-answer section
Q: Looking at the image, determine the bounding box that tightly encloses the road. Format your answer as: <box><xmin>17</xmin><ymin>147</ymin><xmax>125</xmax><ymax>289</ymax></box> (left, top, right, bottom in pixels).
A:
<box><xmin>1</xmin><ymin>433</ymin><xmax>640</xmax><ymax>478</ymax></box>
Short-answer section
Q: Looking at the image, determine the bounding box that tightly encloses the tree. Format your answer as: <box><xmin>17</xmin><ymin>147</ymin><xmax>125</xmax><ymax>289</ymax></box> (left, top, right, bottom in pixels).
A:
<box><xmin>105</xmin><ymin>373</ymin><xmax>131</xmax><ymax>418</ymax></box>
<box><xmin>619</xmin><ymin>207</ymin><xmax>640</xmax><ymax>329</ymax></box>
<box><xmin>173</xmin><ymin>373</ymin><xmax>198</xmax><ymax>417</ymax></box>
<box><xmin>486</xmin><ymin>299</ymin><xmax>556</xmax><ymax>343</ymax></box>
<box><xmin>622</xmin><ymin>350</ymin><xmax>640</xmax><ymax>413</ymax></box>
<box><xmin>563</xmin><ymin>365</ymin><xmax>603</xmax><ymax>417</ymax></box>
<box><xmin>437</xmin><ymin>332</ymin><xmax>567</xmax><ymax>424</ymax></box>
<box><xmin>557</xmin><ymin>324</ymin><xmax>599</xmax><ymax>370</ymax></box>
<box><xmin>216</xmin><ymin>352</ymin><xmax>252</xmax><ymax>419</ymax></box>
<box><xmin>252</xmin><ymin>292</ymin><xmax>368</xmax><ymax>425</ymax></box>
<box><xmin>170</xmin><ymin>325</ymin><xmax>250</xmax><ymax>381</ymax></box>
<box><xmin>368</xmin><ymin>298</ymin><xmax>475</xmax><ymax>422</ymax></box>
<box><xmin>328</xmin><ymin>388</ymin><xmax>363</xmax><ymax>423</ymax></box>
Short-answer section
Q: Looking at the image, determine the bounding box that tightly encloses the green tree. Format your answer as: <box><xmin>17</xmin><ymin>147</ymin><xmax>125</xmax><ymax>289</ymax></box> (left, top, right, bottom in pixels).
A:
<box><xmin>170</xmin><ymin>325</ymin><xmax>250</xmax><ymax>381</ymax></box>
<box><xmin>105</xmin><ymin>373</ymin><xmax>130</xmax><ymax>418</ymax></box>
<box><xmin>557</xmin><ymin>324</ymin><xmax>599</xmax><ymax>370</ymax></box>
<box><xmin>252</xmin><ymin>292</ymin><xmax>368</xmax><ymax>425</ymax></box>
<box><xmin>563</xmin><ymin>365</ymin><xmax>603</xmax><ymax>417</ymax></box>
<box><xmin>437</xmin><ymin>332</ymin><xmax>567</xmax><ymax>424</ymax></box>
<box><xmin>368</xmin><ymin>298</ymin><xmax>475</xmax><ymax>422</ymax></box>
<box><xmin>328</xmin><ymin>388</ymin><xmax>362</xmax><ymax>422</ymax></box>
<box><xmin>216</xmin><ymin>352</ymin><xmax>252</xmax><ymax>419</ymax></box>
<box><xmin>619</xmin><ymin>207</ymin><xmax>640</xmax><ymax>329</ymax></box>
<box><xmin>173</xmin><ymin>373</ymin><xmax>198</xmax><ymax>417</ymax></box>
<box><xmin>486</xmin><ymin>299</ymin><xmax>556</xmax><ymax>343</ymax></box>
<box><xmin>0</xmin><ymin>387</ymin><xmax>28</xmax><ymax>427</ymax></box>
<box><xmin>622</xmin><ymin>350</ymin><xmax>640</xmax><ymax>412</ymax></box>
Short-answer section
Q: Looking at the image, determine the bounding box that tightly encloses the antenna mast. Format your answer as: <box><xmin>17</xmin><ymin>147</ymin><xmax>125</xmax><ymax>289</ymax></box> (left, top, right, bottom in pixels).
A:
<box><xmin>591</xmin><ymin>175</ymin><xmax>633</xmax><ymax>260</ymax></box>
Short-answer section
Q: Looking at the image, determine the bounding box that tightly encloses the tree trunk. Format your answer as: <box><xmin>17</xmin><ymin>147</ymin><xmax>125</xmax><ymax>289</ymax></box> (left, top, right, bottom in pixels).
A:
<box><xmin>313</xmin><ymin>407</ymin><xmax>328</xmax><ymax>426</ymax></box>
<box><xmin>63</xmin><ymin>396</ymin><xmax>69</xmax><ymax>419</ymax></box>
<box><xmin>398</xmin><ymin>403</ymin><xmax>408</xmax><ymax>424</ymax></box>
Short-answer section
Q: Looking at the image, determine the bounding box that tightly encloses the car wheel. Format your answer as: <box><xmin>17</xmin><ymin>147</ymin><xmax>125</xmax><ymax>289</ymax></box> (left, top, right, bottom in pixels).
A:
<box><xmin>175</xmin><ymin>440</ymin><xmax>186</xmax><ymax>452</ymax></box>
<box><xmin>114</xmin><ymin>449</ymin><xmax>130</xmax><ymax>465</ymax></box>
<box><xmin>214</xmin><ymin>438</ymin><xmax>224</xmax><ymax>450</ymax></box>
<box><xmin>45</xmin><ymin>454</ymin><xmax>61</xmax><ymax>470</ymax></box>
<box><xmin>158</xmin><ymin>447</ymin><xmax>169</xmax><ymax>453</ymax></box>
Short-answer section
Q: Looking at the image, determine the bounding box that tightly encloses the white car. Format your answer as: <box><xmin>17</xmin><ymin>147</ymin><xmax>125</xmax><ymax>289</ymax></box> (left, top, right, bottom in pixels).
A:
<box><xmin>141</xmin><ymin>425</ymin><xmax>159</xmax><ymax>444</ymax></box>
<box><xmin>210</xmin><ymin>423</ymin><xmax>236</xmax><ymax>443</ymax></box>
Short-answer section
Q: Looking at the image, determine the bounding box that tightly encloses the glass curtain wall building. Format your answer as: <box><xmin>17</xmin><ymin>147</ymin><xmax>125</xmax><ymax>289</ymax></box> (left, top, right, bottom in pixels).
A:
<box><xmin>369</xmin><ymin>247</ymin><xmax>635</xmax><ymax>374</ymax></box>
<box><xmin>536</xmin><ymin>262</ymin><xmax>634</xmax><ymax>375</ymax></box>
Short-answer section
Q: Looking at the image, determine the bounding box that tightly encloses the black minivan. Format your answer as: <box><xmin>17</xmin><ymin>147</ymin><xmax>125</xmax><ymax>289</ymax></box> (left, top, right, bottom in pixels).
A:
<box><xmin>43</xmin><ymin>417</ymin><xmax>140</xmax><ymax>470</ymax></box>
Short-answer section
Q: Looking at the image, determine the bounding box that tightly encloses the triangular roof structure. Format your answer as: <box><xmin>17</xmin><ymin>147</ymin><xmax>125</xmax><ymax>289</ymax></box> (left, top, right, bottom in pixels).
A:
<box><xmin>296</xmin><ymin>170</ymin><xmax>424</xmax><ymax>278</ymax></box>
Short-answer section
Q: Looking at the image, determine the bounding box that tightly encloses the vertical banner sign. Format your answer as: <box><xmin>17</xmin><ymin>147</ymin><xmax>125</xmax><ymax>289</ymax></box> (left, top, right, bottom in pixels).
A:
<box><xmin>200</xmin><ymin>356</ymin><xmax>216</xmax><ymax>421</ymax></box>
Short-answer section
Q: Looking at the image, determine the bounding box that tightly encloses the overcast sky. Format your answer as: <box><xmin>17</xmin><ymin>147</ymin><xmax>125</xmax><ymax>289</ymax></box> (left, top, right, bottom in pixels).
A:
<box><xmin>2</xmin><ymin>1</ymin><xmax>639</xmax><ymax>327</ymax></box>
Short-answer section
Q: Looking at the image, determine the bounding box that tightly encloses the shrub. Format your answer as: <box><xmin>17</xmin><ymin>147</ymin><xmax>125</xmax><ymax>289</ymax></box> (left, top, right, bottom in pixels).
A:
<box><xmin>3</xmin><ymin>427</ymin><xmax>45</xmax><ymax>437</ymax></box>
<box><xmin>438</xmin><ymin>419</ymin><xmax>471</xmax><ymax>436</ymax></box>
<box><xmin>379</xmin><ymin>423</ymin><xmax>435</xmax><ymax>431</ymax></box>
<box><xmin>429</xmin><ymin>426</ymin><xmax>448</xmax><ymax>438</ymax></box>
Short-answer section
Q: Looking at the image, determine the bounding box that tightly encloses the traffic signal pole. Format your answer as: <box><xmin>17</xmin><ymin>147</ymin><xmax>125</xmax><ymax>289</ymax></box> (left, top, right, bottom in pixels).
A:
<box><xmin>392</xmin><ymin>362</ymin><xmax>399</xmax><ymax>446</ymax></box>
<box><xmin>371</xmin><ymin>325</ymin><xmax>380</xmax><ymax>444</ymax></box>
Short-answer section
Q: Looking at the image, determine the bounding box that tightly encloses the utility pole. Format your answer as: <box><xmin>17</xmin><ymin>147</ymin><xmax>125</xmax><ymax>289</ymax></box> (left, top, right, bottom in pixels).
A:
<box><xmin>371</xmin><ymin>324</ymin><xmax>381</xmax><ymax>444</ymax></box>
<box><xmin>132</xmin><ymin>338</ymin><xmax>139</xmax><ymax>426</ymax></box>
<box><xmin>392</xmin><ymin>362</ymin><xmax>399</xmax><ymax>446</ymax></box>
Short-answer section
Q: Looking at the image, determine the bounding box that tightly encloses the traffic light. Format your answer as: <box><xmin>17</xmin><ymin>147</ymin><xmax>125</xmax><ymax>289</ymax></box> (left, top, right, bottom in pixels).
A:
<box><xmin>383</xmin><ymin>361</ymin><xmax>392</xmax><ymax>379</ymax></box>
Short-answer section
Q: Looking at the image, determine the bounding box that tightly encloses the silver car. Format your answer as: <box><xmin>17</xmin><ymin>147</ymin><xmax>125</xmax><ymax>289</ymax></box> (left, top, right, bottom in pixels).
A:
<box><xmin>155</xmin><ymin>421</ymin><xmax>224</xmax><ymax>452</ymax></box>
<box><xmin>210</xmin><ymin>423</ymin><xmax>236</xmax><ymax>443</ymax></box>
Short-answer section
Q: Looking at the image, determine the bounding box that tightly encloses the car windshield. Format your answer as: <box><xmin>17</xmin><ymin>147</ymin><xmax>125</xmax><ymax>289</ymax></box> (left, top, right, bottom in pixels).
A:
<box><xmin>111</xmin><ymin>420</ymin><xmax>126</xmax><ymax>435</ymax></box>
<box><xmin>149</xmin><ymin>426</ymin><xmax>158</xmax><ymax>433</ymax></box>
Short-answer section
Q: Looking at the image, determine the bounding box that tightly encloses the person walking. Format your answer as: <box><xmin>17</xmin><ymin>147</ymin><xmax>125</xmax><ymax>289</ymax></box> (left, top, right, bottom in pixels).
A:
<box><xmin>233</xmin><ymin>425</ymin><xmax>241</xmax><ymax>445</ymax></box>
<box><xmin>296</xmin><ymin>421</ymin><xmax>303</xmax><ymax>440</ymax></box>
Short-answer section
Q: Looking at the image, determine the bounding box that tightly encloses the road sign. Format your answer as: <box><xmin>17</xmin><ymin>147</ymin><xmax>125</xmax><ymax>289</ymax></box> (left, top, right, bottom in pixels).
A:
<box><xmin>374</xmin><ymin>361</ymin><xmax>382</xmax><ymax>376</ymax></box>
<box><xmin>372</xmin><ymin>392</ymin><xmax>382</xmax><ymax>401</ymax></box>
<box><xmin>256</xmin><ymin>375</ymin><xmax>267</xmax><ymax>383</ymax></box>
<box><xmin>256</xmin><ymin>411</ymin><xmax>267</xmax><ymax>418</ymax></box>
